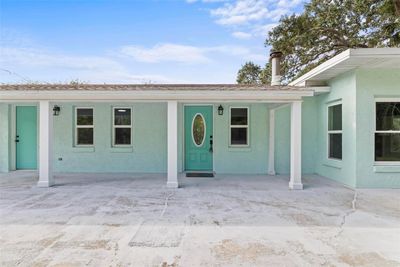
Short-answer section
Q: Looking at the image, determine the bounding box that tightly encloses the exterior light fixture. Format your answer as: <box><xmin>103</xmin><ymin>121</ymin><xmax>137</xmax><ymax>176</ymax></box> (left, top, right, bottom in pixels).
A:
<box><xmin>53</xmin><ymin>105</ymin><xmax>61</xmax><ymax>116</ymax></box>
<box><xmin>218</xmin><ymin>105</ymin><xmax>224</xmax><ymax>116</ymax></box>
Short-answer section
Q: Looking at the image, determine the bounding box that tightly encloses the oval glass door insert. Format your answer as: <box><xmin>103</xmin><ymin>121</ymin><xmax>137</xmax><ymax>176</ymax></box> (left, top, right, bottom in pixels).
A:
<box><xmin>192</xmin><ymin>113</ymin><xmax>206</xmax><ymax>147</ymax></box>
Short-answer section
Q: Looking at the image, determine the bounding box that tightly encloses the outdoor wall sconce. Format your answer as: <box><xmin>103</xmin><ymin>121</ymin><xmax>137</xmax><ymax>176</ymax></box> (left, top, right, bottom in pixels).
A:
<box><xmin>53</xmin><ymin>105</ymin><xmax>61</xmax><ymax>116</ymax></box>
<box><xmin>218</xmin><ymin>105</ymin><xmax>224</xmax><ymax>116</ymax></box>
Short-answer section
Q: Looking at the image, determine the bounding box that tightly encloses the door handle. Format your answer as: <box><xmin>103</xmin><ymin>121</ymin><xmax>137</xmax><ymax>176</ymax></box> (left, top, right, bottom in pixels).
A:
<box><xmin>209</xmin><ymin>135</ymin><xmax>213</xmax><ymax>153</ymax></box>
<box><xmin>15</xmin><ymin>135</ymin><xmax>19</xmax><ymax>143</ymax></box>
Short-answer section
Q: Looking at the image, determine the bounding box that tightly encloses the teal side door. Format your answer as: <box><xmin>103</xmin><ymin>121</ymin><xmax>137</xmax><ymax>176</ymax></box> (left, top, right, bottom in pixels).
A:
<box><xmin>16</xmin><ymin>106</ymin><xmax>38</xmax><ymax>169</ymax></box>
<box><xmin>184</xmin><ymin>106</ymin><xmax>213</xmax><ymax>171</ymax></box>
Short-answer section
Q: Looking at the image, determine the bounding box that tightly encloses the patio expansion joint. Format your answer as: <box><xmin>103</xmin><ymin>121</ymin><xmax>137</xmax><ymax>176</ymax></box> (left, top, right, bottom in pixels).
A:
<box><xmin>160</xmin><ymin>192</ymin><xmax>174</xmax><ymax>218</ymax></box>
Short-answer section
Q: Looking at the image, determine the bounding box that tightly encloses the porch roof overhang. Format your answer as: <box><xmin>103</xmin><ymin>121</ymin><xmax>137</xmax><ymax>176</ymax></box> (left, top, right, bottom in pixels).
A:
<box><xmin>289</xmin><ymin>48</ymin><xmax>400</xmax><ymax>87</ymax></box>
<box><xmin>0</xmin><ymin>84</ymin><xmax>324</xmax><ymax>102</ymax></box>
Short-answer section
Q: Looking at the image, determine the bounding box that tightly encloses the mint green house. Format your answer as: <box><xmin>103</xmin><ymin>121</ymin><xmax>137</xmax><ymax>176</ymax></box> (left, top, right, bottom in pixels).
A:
<box><xmin>0</xmin><ymin>48</ymin><xmax>399</xmax><ymax>188</ymax></box>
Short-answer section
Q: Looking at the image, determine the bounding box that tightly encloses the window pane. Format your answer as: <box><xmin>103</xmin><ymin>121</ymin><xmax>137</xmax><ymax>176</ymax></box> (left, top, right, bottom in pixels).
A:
<box><xmin>115</xmin><ymin>128</ymin><xmax>131</xmax><ymax>145</ymax></box>
<box><xmin>329</xmin><ymin>133</ymin><xmax>342</xmax><ymax>159</ymax></box>
<box><xmin>328</xmin><ymin>104</ymin><xmax>342</xmax><ymax>131</ymax></box>
<box><xmin>192</xmin><ymin>114</ymin><xmax>205</xmax><ymax>146</ymax></box>
<box><xmin>114</xmin><ymin>108</ymin><xmax>131</xmax><ymax>125</ymax></box>
<box><xmin>77</xmin><ymin>109</ymin><xmax>93</xmax><ymax>125</ymax></box>
<box><xmin>231</xmin><ymin>108</ymin><xmax>248</xmax><ymax>125</ymax></box>
<box><xmin>376</xmin><ymin>102</ymin><xmax>400</xmax><ymax>131</ymax></box>
<box><xmin>375</xmin><ymin>133</ymin><xmax>400</xmax><ymax>161</ymax></box>
<box><xmin>77</xmin><ymin>128</ymin><xmax>93</xmax><ymax>145</ymax></box>
<box><xmin>231</xmin><ymin>128</ymin><xmax>247</xmax><ymax>145</ymax></box>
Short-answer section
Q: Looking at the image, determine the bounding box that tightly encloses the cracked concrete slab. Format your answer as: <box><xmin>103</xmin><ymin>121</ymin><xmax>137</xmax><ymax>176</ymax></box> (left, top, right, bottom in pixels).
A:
<box><xmin>0</xmin><ymin>171</ymin><xmax>399</xmax><ymax>266</ymax></box>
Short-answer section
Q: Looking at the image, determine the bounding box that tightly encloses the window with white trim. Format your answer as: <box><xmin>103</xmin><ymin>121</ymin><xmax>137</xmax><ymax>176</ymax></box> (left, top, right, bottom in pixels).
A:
<box><xmin>75</xmin><ymin>108</ymin><xmax>94</xmax><ymax>146</ymax></box>
<box><xmin>375</xmin><ymin>102</ymin><xmax>400</xmax><ymax>162</ymax></box>
<box><xmin>230</xmin><ymin>107</ymin><xmax>249</xmax><ymax>146</ymax></box>
<box><xmin>328</xmin><ymin>103</ymin><xmax>342</xmax><ymax>160</ymax></box>
<box><xmin>113</xmin><ymin>107</ymin><xmax>132</xmax><ymax>146</ymax></box>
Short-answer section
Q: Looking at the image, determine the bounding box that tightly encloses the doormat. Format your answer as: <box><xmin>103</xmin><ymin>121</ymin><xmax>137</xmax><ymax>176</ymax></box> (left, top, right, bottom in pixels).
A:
<box><xmin>186</xmin><ymin>172</ymin><xmax>214</xmax><ymax>178</ymax></box>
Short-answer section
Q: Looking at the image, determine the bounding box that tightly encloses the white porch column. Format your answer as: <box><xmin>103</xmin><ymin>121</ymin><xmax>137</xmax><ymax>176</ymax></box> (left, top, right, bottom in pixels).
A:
<box><xmin>289</xmin><ymin>101</ymin><xmax>303</xmax><ymax>190</ymax></box>
<box><xmin>268</xmin><ymin>109</ymin><xmax>276</xmax><ymax>175</ymax></box>
<box><xmin>167</xmin><ymin>101</ymin><xmax>179</xmax><ymax>188</ymax></box>
<box><xmin>37</xmin><ymin>101</ymin><xmax>54</xmax><ymax>187</ymax></box>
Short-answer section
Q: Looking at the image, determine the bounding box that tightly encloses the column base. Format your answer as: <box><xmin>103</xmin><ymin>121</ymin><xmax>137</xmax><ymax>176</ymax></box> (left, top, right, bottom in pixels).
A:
<box><xmin>167</xmin><ymin>181</ymin><xmax>179</xmax><ymax>188</ymax></box>
<box><xmin>289</xmin><ymin>182</ymin><xmax>303</xmax><ymax>190</ymax></box>
<box><xmin>37</xmin><ymin>180</ymin><xmax>54</xmax><ymax>187</ymax></box>
<box><xmin>268</xmin><ymin>170</ymin><xmax>276</xmax><ymax>176</ymax></box>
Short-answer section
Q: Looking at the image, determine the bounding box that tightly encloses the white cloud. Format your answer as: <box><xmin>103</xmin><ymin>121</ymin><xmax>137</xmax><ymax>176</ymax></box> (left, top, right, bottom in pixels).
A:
<box><xmin>202</xmin><ymin>0</ymin><xmax>303</xmax><ymax>39</ymax></box>
<box><xmin>232</xmin><ymin>31</ymin><xmax>252</xmax><ymax>39</ymax></box>
<box><xmin>210</xmin><ymin>0</ymin><xmax>302</xmax><ymax>26</ymax></box>
<box><xmin>209</xmin><ymin>0</ymin><xmax>297</xmax><ymax>26</ymax></box>
<box><xmin>119</xmin><ymin>43</ymin><xmax>210</xmax><ymax>64</ymax></box>
<box><xmin>252</xmin><ymin>23</ymin><xmax>278</xmax><ymax>37</ymax></box>
<box><xmin>0</xmin><ymin>47</ymin><xmax>122</xmax><ymax>71</ymax></box>
<box><xmin>0</xmin><ymin>46</ymin><xmax>178</xmax><ymax>84</ymax></box>
<box><xmin>211</xmin><ymin>0</ymin><xmax>270</xmax><ymax>25</ymax></box>
<box><xmin>277</xmin><ymin>0</ymin><xmax>303</xmax><ymax>8</ymax></box>
<box><xmin>0</xmin><ymin>42</ymin><xmax>266</xmax><ymax>84</ymax></box>
<box><xmin>118</xmin><ymin>43</ymin><xmax>266</xmax><ymax>64</ymax></box>
<box><xmin>186</xmin><ymin>0</ymin><xmax>228</xmax><ymax>3</ymax></box>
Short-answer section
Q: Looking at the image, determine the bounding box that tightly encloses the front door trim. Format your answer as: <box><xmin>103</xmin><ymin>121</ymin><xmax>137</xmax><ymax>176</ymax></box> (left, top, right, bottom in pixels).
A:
<box><xmin>183</xmin><ymin>104</ymin><xmax>214</xmax><ymax>172</ymax></box>
<box><xmin>10</xmin><ymin>104</ymin><xmax>39</xmax><ymax>171</ymax></box>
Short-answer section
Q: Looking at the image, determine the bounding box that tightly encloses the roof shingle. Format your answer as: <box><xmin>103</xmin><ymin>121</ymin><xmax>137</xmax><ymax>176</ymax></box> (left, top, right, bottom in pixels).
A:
<box><xmin>0</xmin><ymin>84</ymin><xmax>308</xmax><ymax>91</ymax></box>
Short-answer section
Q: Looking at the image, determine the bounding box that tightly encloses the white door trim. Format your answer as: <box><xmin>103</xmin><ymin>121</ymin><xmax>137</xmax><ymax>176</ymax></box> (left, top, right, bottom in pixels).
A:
<box><xmin>183</xmin><ymin>104</ymin><xmax>215</xmax><ymax>172</ymax></box>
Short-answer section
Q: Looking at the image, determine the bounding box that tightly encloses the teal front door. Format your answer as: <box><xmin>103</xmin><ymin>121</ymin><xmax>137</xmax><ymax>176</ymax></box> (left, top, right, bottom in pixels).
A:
<box><xmin>16</xmin><ymin>106</ymin><xmax>38</xmax><ymax>169</ymax></box>
<box><xmin>184</xmin><ymin>106</ymin><xmax>213</xmax><ymax>171</ymax></box>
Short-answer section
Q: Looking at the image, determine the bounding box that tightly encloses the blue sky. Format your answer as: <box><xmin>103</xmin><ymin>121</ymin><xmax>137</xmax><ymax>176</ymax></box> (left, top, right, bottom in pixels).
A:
<box><xmin>0</xmin><ymin>0</ymin><xmax>304</xmax><ymax>84</ymax></box>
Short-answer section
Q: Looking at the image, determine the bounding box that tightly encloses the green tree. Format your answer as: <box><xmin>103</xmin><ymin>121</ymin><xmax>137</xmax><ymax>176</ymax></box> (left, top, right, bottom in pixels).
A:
<box><xmin>259</xmin><ymin>63</ymin><xmax>271</xmax><ymax>84</ymax></box>
<box><xmin>237</xmin><ymin>0</ymin><xmax>400</xmax><ymax>84</ymax></box>
<box><xmin>236</xmin><ymin>62</ymin><xmax>262</xmax><ymax>84</ymax></box>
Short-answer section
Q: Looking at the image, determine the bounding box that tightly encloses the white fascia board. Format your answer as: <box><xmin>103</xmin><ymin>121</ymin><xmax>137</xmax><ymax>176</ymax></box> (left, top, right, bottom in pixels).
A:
<box><xmin>349</xmin><ymin>48</ymin><xmax>400</xmax><ymax>57</ymax></box>
<box><xmin>0</xmin><ymin>89</ymin><xmax>314</xmax><ymax>101</ymax></box>
<box><xmin>308</xmin><ymin>86</ymin><xmax>331</xmax><ymax>95</ymax></box>
<box><xmin>289</xmin><ymin>49</ymin><xmax>351</xmax><ymax>86</ymax></box>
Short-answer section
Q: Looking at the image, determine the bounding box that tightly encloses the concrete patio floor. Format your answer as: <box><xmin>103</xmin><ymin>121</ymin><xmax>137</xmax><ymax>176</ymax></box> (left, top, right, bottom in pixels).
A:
<box><xmin>0</xmin><ymin>172</ymin><xmax>399</xmax><ymax>267</ymax></box>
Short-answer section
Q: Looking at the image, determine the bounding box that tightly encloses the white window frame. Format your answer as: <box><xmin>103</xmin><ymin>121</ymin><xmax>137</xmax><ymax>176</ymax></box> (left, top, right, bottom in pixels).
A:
<box><xmin>112</xmin><ymin>107</ymin><xmax>132</xmax><ymax>147</ymax></box>
<box><xmin>75</xmin><ymin>107</ymin><xmax>94</xmax><ymax>147</ymax></box>
<box><xmin>229</xmin><ymin>107</ymin><xmax>249</xmax><ymax>147</ymax></box>
<box><xmin>327</xmin><ymin>102</ymin><xmax>342</xmax><ymax>161</ymax></box>
<box><xmin>374</xmin><ymin>98</ymin><xmax>400</xmax><ymax>165</ymax></box>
